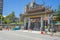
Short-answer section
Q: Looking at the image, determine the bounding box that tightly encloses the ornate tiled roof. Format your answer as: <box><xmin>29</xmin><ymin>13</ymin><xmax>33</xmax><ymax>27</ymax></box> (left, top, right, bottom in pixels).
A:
<box><xmin>24</xmin><ymin>0</ymin><xmax>53</xmax><ymax>15</ymax></box>
<box><xmin>26</xmin><ymin>0</ymin><xmax>42</xmax><ymax>9</ymax></box>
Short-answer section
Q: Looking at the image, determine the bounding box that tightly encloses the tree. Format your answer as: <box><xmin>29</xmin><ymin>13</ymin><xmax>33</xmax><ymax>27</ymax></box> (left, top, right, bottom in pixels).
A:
<box><xmin>0</xmin><ymin>14</ymin><xmax>4</xmax><ymax>21</ymax></box>
<box><xmin>6</xmin><ymin>11</ymin><xmax>15</xmax><ymax>23</ymax></box>
<box><xmin>6</xmin><ymin>12</ymin><xmax>15</xmax><ymax>18</ymax></box>
<box><xmin>0</xmin><ymin>14</ymin><xmax>2</xmax><ymax>19</ymax></box>
<box><xmin>56</xmin><ymin>5</ymin><xmax>60</xmax><ymax>21</ymax></box>
<box><xmin>3</xmin><ymin>11</ymin><xmax>16</xmax><ymax>24</ymax></box>
<box><xmin>19</xmin><ymin>21</ymin><xmax>24</xmax><ymax>24</ymax></box>
<box><xmin>4</xmin><ymin>18</ymin><xmax>11</xmax><ymax>24</ymax></box>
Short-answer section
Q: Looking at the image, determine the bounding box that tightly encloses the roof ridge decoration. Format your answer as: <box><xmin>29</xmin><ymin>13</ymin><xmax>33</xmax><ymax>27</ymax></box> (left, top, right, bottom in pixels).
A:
<box><xmin>32</xmin><ymin>0</ymin><xmax>35</xmax><ymax>3</ymax></box>
<box><xmin>42</xmin><ymin>0</ymin><xmax>45</xmax><ymax>5</ymax></box>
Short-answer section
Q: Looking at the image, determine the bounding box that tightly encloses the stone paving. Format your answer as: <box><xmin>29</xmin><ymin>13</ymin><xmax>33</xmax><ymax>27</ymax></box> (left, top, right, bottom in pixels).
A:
<box><xmin>13</xmin><ymin>30</ymin><xmax>60</xmax><ymax>36</ymax></box>
<box><xmin>0</xmin><ymin>30</ymin><xmax>60</xmax><ymax>40</ymax></box>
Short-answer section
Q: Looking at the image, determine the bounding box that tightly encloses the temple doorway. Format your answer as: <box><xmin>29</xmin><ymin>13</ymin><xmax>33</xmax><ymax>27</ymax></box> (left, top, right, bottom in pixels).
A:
<box><xmin>30</xmin><ymin>22</ymin><xmax>41</xmax><ymax>31</ymax></box>
<box><xmin>25</xmin><ymin>23</ymin><xmax>28</xmax><ymax>30</ymax></box>
<box><xmin>29</xmin><ymin>17</ymin><xmax>41</xmax><ymax>31</ymax></box>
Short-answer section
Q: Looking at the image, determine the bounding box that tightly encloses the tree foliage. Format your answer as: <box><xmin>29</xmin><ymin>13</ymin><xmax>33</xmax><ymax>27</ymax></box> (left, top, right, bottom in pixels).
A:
<box><xmin>0</xmin><ymin>14</ymin><xmax>4</xmax><ymax>21</ymax></box>
<box><xmin>6</xmin><ymin>12</ymin><xmax>15</xmax><ymax>19</ymax></box>
<box><xmin>56</xmin><ymin>5</ymin><xmax>60</xmax><ymax>21</ymax></box>
<box><xmin>3</xmin><ymin>12</ymin><xmax>15</xmax><ymax>24</ymax></box>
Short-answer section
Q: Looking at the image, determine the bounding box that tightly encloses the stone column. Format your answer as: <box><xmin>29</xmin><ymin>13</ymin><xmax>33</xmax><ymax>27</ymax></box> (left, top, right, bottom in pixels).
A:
<box><xmin>24</xmin><ymin>18</ymin><xmax>26</xmax><ymax>30</ymax></box>
<box><xmin>48</xmin><ymin>14</ymin><xmax>50</xmax><ymax>31</ymax></box>
<box><xmin>48</xmin><ymin>15</ymin><xmax>50</xmax><ymax>25</ymax></box>
<box><xmin>28</xmin><ymin>17</ymin><xmax>31</xmax><ymax>30</ymax></box>
<box><xmin>40</xmin><ymin>16</ymin><xmax>43</xmax><ymax>31</ymax></box>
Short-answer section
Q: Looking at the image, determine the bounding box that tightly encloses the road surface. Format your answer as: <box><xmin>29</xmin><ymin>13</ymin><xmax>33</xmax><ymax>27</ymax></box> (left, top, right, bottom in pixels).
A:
<box><xmin>0</xmin><ymin>30</ymin><xmax>60</xmax><ymax>40</ymax></box>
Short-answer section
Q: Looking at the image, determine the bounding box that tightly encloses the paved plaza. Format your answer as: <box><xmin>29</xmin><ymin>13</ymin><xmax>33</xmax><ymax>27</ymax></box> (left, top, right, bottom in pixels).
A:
<box><xmin>0</xmin><ymin>30</ymin><xmax>60</xmax><ymax>40</ymax></box>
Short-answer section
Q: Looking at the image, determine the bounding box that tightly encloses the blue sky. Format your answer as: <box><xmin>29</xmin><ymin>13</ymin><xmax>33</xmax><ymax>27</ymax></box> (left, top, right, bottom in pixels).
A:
<box><xmin>3</xmin><ymin>0</ymin><xmax>60</xmax><ymax>17</ymax></box>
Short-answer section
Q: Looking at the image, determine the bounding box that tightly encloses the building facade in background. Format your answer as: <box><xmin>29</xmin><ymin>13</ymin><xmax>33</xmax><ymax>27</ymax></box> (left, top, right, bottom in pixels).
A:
<box><xmin>0</xmin><ymin>0</ymin><xmax>3</xmax><ymax>15</ymax></box>
<box><xmin>0</xmin><ymin>0</ymin><xmax>3</xmax><ymax>24</ymax></box>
